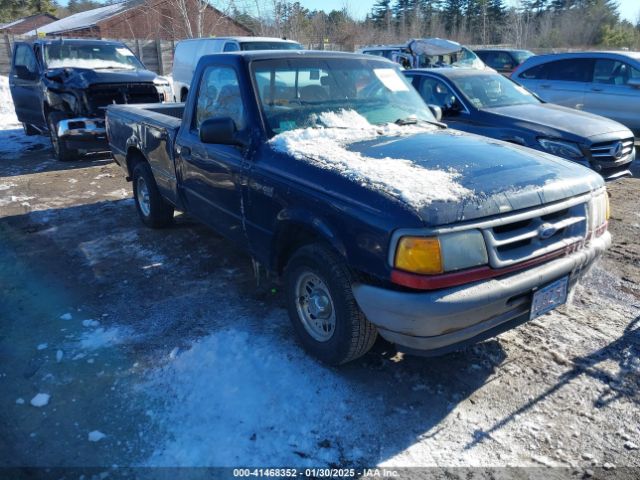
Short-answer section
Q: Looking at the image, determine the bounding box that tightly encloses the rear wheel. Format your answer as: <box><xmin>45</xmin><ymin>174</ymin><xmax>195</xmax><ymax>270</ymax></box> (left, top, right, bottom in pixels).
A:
<box><xmin>132</xmin><ymin>161</ymin><xmax>174</xmax><ymax>228</ymax></box>
<box><xmin>47</xmin><ymin>112</ymin><xmax>77</xmax><ymax>162</ymax></box>
<box><xmin>180</xmin><ymin>89</ymin><xmax>188</xmax><ymax>102</ymax></box>
<box><xmin>284</xmin><ymin>243</ymin><xmax>377</xmax><ymax>365</ymax></box>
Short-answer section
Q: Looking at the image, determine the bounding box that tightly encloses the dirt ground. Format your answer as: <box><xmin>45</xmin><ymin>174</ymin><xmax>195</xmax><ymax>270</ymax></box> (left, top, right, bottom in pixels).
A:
<box><xmin>0</xmin><ymin>132</ymin><xmax>639</xmax><ymax>478</ymax></box>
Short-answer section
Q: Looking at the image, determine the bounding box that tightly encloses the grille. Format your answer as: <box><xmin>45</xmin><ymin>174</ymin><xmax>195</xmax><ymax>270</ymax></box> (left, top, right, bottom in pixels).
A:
<box><xmin>589</xmin><ymin>138</ymin><xmax>634</xmax><ymax>166</ymax></box>
<box><xmin>482</xmin><ymin>201</ymin><xmax>587</xmax><ymax>268</ymax></box>
<box><xmin>86</xmin><ymin>83</ymin><xmax>160</xmax><ymax>112</ymax></box>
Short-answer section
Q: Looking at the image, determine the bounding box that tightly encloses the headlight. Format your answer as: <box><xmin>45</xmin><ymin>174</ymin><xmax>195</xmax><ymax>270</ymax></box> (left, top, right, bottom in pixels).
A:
<box><xmin>538</xmin><ymin>138</ymin><xmax>584</xmax><ymax>159</ymax></box>
<box><xmin>394</xmin><ymin>230</ymin><xmax>488</xmax><ymax>275</ymax></box>
<box><xmin>587</xmin><ymin>190</ymin><xmax>608</xmax><ymax>234</ymax></box>
<box><xmin>154</xmin><ymin>77</ymin><xmax>173</xmax><ymax>102</ymax></box>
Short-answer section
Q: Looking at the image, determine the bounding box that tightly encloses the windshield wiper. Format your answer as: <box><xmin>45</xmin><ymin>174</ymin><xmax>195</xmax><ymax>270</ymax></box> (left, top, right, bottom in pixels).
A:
<box><xmin>392</xmin><ymin>117</ymin><xmax>447</xmax><ymax>128</ymax></box>
<box><xmin>395</xmin><ymin>117</ymin><xmax>418</xmax><ymax>126</ymax></box>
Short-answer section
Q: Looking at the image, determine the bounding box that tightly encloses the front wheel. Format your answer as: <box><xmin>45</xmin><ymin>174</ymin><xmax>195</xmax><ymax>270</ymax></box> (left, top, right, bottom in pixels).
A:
<box><xmin>132</xmin><ymin>162</ymin><xmax>174</xmax><ymax>228</ymax></box>
<box><xmin>284</xmin><ymin>243</ymin><xmax>377</xmax><ymax>365</ymax></box>
<box><xmin>47</xmin><ymin>113</ymin><xmax>77</xmax><ymax>162</ymax></box>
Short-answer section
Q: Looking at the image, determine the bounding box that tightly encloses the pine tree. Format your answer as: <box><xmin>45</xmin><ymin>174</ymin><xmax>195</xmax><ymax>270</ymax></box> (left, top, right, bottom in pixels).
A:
<box><xmin>370</xmin><ymin>0</ymin><xmax>392</xmax><ymax>27</ymax></box>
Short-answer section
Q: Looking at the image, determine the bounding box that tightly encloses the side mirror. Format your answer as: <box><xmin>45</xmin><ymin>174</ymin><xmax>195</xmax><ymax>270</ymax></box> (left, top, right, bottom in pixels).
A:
<box><xmin>427</xmin><ymin>104</ymin><xmax>443</xmax><ymax>122</ymax></box>
<box><xmin>628</xmin><ymin>79</ymin><xmax>640</xmax><ymax>89</ymax></box>
<box><xmin>14</xmin><ymin>65</ymin><xmax>36</xmax><ymax>81</ymax></box>
<box><xmin>199</xmin><ymin>117</ymin><xmax>239</xmax><ymax>145</ymax></box>
<box><xmin>443</xmin><ymin>96</ymin><xmax>461</xmax><ymax>114</ymax></box>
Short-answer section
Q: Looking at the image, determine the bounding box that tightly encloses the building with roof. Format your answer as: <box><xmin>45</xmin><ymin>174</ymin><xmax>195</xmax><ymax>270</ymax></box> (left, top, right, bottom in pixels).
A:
<box><xmin>0</xmin><ymin>13</ymin><xmax>58</xmax><ymax>35</ymax></box>
<box><xmin>25</xmin><ymin>0</ymin><xmax>252</xmax><ymax>40</ymax></box>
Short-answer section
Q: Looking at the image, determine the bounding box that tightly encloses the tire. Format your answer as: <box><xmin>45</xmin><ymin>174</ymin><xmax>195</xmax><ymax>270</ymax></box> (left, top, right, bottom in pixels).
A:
<box><xmin>47</xmin><ymin>112</ymin><xmax>77</xmax><ymax>162</ymax></box>
<box><xmin>23</xmin><ymin>123</ymin><xmax>39</xmax><ymax>136</ymax></box>
<box><xmin>284</xmin><ymin>243</ymin><xmax>377</xmax><ymax>365</ymax></box>
<box><xmin>180</xmin><ymin>89</ymin><xmax>188</xmax><ymax>102</ymax></box>
<box><xmin>132</xmin><ymin>161</ymin><xmax>174</xmax><ymax>228</ymax></box>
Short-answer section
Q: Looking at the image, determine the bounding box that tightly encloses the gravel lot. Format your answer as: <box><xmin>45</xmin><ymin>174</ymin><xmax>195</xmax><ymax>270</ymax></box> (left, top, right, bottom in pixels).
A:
<box><xmin>0</xmin><ymin>129</ymin><xmax>639</xmax><ymax>477</ymax></box>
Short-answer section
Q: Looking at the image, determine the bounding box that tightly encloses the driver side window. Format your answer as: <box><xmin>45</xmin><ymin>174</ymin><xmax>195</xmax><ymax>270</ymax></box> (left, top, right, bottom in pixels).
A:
<box><xmin>416</xmin><ymin>77</ymin><xmax>454</xmax><ymax>108</ymax></box>
<box><xmin>14</xmin><ymin>44</ymin><xmax>37</xmax><ymax>73</ymax></box>
<box><xmin>194</xmin><ymin>66</ymin><xmax>245</xmax><ymax>131</ymax></box>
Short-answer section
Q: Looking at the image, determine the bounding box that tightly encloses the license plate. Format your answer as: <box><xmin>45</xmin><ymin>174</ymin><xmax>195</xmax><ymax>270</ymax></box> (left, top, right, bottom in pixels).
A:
<box><xmin>530</xmin><ymin>276</ymin><xmax>569</xmax><ymax>320</ymax></box>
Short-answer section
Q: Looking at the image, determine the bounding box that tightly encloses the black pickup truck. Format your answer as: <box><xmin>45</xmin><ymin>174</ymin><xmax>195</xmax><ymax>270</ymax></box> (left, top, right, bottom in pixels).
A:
<box><xmin>106</xmin><ymin>51</ymin><xmax>611</xmax><ymax>365</ymax></box>
<box><xmin>9</xmin><ymin>38</ymin><xmax>170</xmax><ymax>161</ymax></box>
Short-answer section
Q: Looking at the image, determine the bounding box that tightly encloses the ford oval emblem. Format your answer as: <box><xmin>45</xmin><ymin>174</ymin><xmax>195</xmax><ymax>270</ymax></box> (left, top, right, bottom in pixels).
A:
<box><xmin>538</xmin><ymin>223</ymin><xmax>557</xmax><ymax>240</ymax></box>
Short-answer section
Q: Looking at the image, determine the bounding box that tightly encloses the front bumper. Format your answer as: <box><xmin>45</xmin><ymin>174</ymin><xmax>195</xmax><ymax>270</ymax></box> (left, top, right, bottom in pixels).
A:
<box><xmin>353</xmin><ymin>232</ymin><xmax>611</xmax><ymax>354</ymax></box>
<box><xmin>57</xmin><ymin>117</ymin><xmax>107</xmax><ymax>151</ymax></box>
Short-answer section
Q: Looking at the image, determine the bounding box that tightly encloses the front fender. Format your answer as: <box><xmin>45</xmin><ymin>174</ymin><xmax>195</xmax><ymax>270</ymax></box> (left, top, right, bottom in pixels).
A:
<box><xmin>271</xmin><ymin>207</ymin><xmax>348</xmax><ymax>270</ymax></box>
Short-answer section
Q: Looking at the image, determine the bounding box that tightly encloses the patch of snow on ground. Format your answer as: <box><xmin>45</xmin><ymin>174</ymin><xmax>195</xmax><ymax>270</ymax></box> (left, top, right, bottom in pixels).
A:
<box><xmin>0</xmin><ymin>195</ymin><xmax>35</xmax><ymax>207</ymax></box>
<box><xmin>144</xmin><ymin>320</ymin><xmax>368</xmax><ymax>467</ymax></box>
<box><xmin>270</xmin><ymin>109</ymin><xmax>472</xmax><ymax>208</ymax></box>
<box><xmin>30</xmin><ymin>393</ymin><xmax>50</xmax><ymax>407</ymax></box>
<box><xmin>88</xmin><ymin>430</ymin><xmax>107</xmax><ymax>442</ymax></box>
<box><xmin>80</xmin><ymin>327</ymin><xmax>131</xmax><ymax>350</ymax></box>
<box><xmin>79</xmin><ymin>229</ymin><xmax>167</xmax><ymax>269</ymax></box>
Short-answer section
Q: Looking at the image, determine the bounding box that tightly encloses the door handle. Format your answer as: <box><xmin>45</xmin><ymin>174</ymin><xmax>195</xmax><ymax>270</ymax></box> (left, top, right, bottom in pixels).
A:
<box><xmin>591</xmin><ymin>87</ymin><xmax>604</xmax><ymax>92</ymax></box>
<box><xmin>539</xmin><ymin>84</ymin><xmax>551</xmax><ymax>89</ymax></box>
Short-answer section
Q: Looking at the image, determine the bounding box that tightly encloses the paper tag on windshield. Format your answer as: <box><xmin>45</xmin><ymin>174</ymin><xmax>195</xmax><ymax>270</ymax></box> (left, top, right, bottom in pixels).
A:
<box><xmin>374</xmin><ymin>68</ymin><xmax>409</xmax><ymax>92</ymax></box>
<box><xmin>116</xmin><ymin>48</ymin><xmax>134</xmax><ymax>57</ymax></box>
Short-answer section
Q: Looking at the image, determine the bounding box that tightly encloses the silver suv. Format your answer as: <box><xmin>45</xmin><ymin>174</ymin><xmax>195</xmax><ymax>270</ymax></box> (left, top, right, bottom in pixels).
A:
<box><xmin>512</xmin><ymin>51</ymin><xmax>640</xmax><ymax>139</ymax></box>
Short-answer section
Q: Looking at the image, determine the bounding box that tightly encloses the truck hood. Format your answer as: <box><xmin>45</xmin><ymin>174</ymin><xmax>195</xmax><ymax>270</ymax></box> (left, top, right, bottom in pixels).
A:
<box><xmin>484</xmin><ymin>103</ymin><xmax>630</xmax><ymax>140</ymax></box>
<box><xmin>347</xmin><ymin>129</ymin><xmax>603</xmax><ymax>226</ymax></box>
<box><xmin>44</xmin><ymin>67</ymin><xmax>157</xmax><ymax>88</ymax></box>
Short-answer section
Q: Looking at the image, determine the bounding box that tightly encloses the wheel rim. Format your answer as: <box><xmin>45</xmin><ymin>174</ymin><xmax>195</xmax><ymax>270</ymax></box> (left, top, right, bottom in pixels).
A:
<box><xmin>294</xmin><ymin>271</ymin><xmax>336</xmax><ymax>342</ymax></box>
<box><xmin>136</xmin><ymin>176</ymin><xmax>151</xmax><ymax>217</ymax></box>
<box><xmin>48</xmin><ymin>119</ymin><xmax>59</xmax><ymax>155</ymax></box>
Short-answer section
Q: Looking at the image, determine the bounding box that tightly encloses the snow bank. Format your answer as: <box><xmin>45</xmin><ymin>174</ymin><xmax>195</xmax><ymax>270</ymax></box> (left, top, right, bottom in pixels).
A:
<box><xmin>270</xmin><ymin>110</ymin><xmax>472</xmax><ymax>208</ymax></box>
<box><xmin>0</xmin><ymin>75</ymin><xmax>20</xmax><ymax>127</ymax></box>
<box><xmin>47</xmin><ymin>59</ymin><xmax>134</xmax><ymax>70</ymax></box>
<box><xmin>143</xmin><ymin>318</ymin><xmax>370</xmax><ymax>467</ymax></box>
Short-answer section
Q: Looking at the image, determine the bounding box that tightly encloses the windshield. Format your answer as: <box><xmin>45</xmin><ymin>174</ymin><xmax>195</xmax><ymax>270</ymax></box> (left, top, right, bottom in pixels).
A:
<box><xmin>241</xmin><ymin>41</ymin><xmax>302</xmax><ymax>51</ymax></box>
<box><xmin>417</xmin><ymin>47</ymin><xmax>485</xmax><ymax>69</ymax></box>
<box><xmin>252</xmin><ymin>58</ymin><xmax>435</xmax><ymax>134</ymax></box>
<box><xmin>44</xmin><ymin>43</ymin><xmax>144</xmax><ymax>70</ymax></box>
<box><xmin>450</xmin><ymin>73</ymin><xmax>539</xmax><ymax>109</ymax></box>
<box><xmin>512</xmin><ymin>50</ymin><xmax>535</xmax><ymax>65</ymax></box>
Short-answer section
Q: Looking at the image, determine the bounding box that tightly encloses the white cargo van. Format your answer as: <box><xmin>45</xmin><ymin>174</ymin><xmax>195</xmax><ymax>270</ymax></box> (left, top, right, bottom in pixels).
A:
<box><xmin>171</xmin><ymin>37</ymin><xmax>302</xmax><ymax>101</ymax></box>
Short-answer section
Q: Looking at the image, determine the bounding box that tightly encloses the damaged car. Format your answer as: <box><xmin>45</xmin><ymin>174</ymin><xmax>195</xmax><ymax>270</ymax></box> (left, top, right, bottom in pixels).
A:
<box><xmin>357</xmin><ymin>38</ymin><xmax>488</xmax><ymax>70</ymax></box>
<box><xmin>9</xmin><ymin>38</ymin><xmax>170</xmax><ymax>161</ymax></box>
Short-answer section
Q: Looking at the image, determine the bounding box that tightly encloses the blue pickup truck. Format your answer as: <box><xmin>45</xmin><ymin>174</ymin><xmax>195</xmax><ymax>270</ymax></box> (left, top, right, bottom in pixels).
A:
<box><xmin>105</xmin><ymin>51</ymin><xmax>611</xmax><ymax>365</ymax></box>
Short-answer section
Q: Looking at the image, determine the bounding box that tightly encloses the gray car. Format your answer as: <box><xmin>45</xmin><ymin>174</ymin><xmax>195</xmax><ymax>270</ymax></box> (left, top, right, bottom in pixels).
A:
<box><xmin>512</xmin><ymin>51</ymin><xmax>640</xmax><ymax>139</ymax></box>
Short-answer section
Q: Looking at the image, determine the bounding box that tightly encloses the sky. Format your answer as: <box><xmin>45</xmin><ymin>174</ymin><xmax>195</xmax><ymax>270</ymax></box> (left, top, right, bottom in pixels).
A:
<box><xmin>295</xmin><ymin>0</ymin><xmax>639</xmax><ymax>23</ymax></box>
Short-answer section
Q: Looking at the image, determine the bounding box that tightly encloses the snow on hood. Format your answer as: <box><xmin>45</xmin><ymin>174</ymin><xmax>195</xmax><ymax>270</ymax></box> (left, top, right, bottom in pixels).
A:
<box><xmin>269</xmin><ymin>110</ymin><xmax>473</xmax><ymax>209</ymax></box>
<box><xmin>47</xmin><ymin>59</ymin><xmax>136</xmax><ymax>70</ymax></box>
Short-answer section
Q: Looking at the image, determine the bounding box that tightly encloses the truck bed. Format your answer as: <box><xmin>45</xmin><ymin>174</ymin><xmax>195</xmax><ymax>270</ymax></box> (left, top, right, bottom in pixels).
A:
<box><xmin>107</xmin><ymin>102</ymin><xmax>185</xmax><ymax>129</ymax></box>
<box><xmin>106</xmin><ymin>102</ymin><xmax>185</xmax><ymax>206</ymax></box>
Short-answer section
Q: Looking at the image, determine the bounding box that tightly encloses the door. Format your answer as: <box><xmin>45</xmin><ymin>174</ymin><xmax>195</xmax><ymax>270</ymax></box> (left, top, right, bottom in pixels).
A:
<box><xmin>582</xmin><ymin>58</ymin><xmax>640</xmax><ymax>136</ymax></box>
<box><xmin>9</xmin><ymin>43</ymin><xmax>42</xmax><ymax>126</ymax></box>
<box><xmin>175</xmin><ymin>65</ymin><xmax>248</xmax><ymax>245</ymax></box>
<box><xmin>522</xmin><ymin>58</ymin><xmax>591</xmax><ymax>110</ymax></box>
